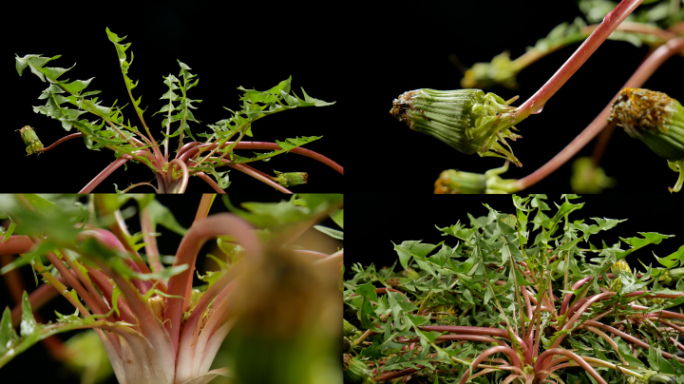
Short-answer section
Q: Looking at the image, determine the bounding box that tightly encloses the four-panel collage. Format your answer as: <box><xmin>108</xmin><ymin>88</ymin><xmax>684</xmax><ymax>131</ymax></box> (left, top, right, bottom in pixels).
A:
<box><xmin>2</xmin><ymin>0</ymin><xmax>684</xmax><ymax>383</ymax></box>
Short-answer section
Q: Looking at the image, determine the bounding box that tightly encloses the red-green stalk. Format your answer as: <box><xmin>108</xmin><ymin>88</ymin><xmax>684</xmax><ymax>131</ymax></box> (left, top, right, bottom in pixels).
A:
<box><xmin>515</xmin><ymin>37</ymin><xmax>684</xmax><ymax>190</ymax></box>
<box><xmin>513</xmin><ymin>0</ymin><xmax>645</xmax><ymax>122</ymax></box>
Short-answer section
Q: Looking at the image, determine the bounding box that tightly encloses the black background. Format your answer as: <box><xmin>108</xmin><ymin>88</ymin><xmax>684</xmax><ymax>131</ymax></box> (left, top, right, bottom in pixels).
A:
<box><xmin>5</xmin><ymin>0</ymin><xmax>682</xmax><ymax>193</ymax></box>
<box><xmin>0</xmin><ymin>194</ymin><xmax>342</xmax><ymax>383</ymax></box>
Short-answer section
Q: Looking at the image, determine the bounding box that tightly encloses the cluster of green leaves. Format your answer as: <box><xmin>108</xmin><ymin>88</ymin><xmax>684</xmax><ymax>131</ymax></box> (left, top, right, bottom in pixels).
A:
<box><xmin>192</xmin><ymin>76</ymin><xmax>334</xmax><ymax>187</ymax></box>
<box><xmin>16</xmin><ymin>28</ymin><xmax>335</xmax><ymax>188</ymax></box>
<box><xmin>344</xmin><ymin>195</ymin><xmax>684</xmax><ymax>384</ymax></box>
<box><xmin>15</xmin><ymin>53</ymin><xmax>152</xmax><ymax>165</ymax></box>
<box><xmin>461</xmin><ymin>0</ymin><xmax>682</xmax><ymax>90</ymax></box>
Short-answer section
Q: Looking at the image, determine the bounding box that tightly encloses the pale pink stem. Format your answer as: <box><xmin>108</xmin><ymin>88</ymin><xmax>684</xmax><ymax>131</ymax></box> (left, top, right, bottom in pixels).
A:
<box><xmin>292</xmin><ymin>249</ymin><xmax>329</xmax><ymax>260</ymax></box>
<box><xmin>79</xmin><ymin>156</ymin><xmax>131</xmax><ymax>193</ymax></box>
<box><xmin>140</xmin><ymin>207</ymin><xmax>162</xmax><ymax>274</ymax></box>
<box><xmin>419</xmin><ymin>325</ymin><xmax>529</xmax><ymax>356</ymax></box>
<box><xmin>40</xmin><ymin>133</ymin><xmax>84</xmax><ymax>152</ymax></box>
<box><xmin>43</xmin><ymin>251</ymin><xmax>105</xmax><ymax>316</ymax></box>
<box><xmin>196</xmin><ymin>171</ymin><xmax>226</xmax><ymax>193</ymax></box>
<box><xmin>551</xmin><ymin>292</ymin><xmax>615</xmax><ymax>351</ymax></box>
<box><xmin>402</xmin><ymin>334</ymin><xmax>509</xmax><ymax>347</ymax></box>
<box><xmin>515</xmin><ymin>0</ymin><xmax>645</xmax><ymax>120</ymax></box>
<box><xmin>517</xmin><ymin>37</ymin><xmax>684</xmax><ymax>190</ymax></box>
<box><xmin>167</xmin><ymin>159</ymin><xmax>189</xmax><ymax>193</ymax></box>
<box><xmin>176</xmin><ymin>141</ymin><xmax>200</xmax><ymax>160</ymax></box>
<box><xmin>163</xmin><ymin>214</ymin><xmax>262</xmax><ymax>353</ymax></box>
<box><xmin>535</xmin><ymin>349</ymin><xmax>607</xmax><ymax>384</ymax></box>
<box><xmin>223</xmin><ymin>161</ymin><xmax>292</xmax><ymax>193</ymax></box>
<box><xmin>92</xmin><ymin>259</ymin><xmax>175</xmax><ymax>382</ymax></box>
<box><xmin>457</xmin><ymin>346</ymin><xmax>523</xmax><ymax>384</ymax></box>
<box><xmin>0</xmin><ymin>236</ymin><xmax>34</xmax><ymax>255</ymax></box>
<box><xmin>60</xmin><ymin>249</ymin><xmax>114</xmax><ymax>322</ymax></box>
<box><xmin>86</xmin><ymin>267</ymin><xmax>136</xmax><ymax>324</ymax></box>
<box><xmin>179</xmin><ymin>141</ymin><xmax>344</xmax><ymax>175</ymax></box>
<box><xmin>194</xmin><ymin>194</ymin><xmax>215</xmax><ymax>223</ymax></box>
<box><xmin>583</xmin><ymin>320</ymin><xmax>684</xmax><ymax>363</ymax></box>
<box><xmin>313</xmin><ymin>249</ymin><xmax>343</xmax><ymax>268</ymax></box>
<box><xmin>176</xmin><ymin>278</ymin><xmax>237</xmax><ymax>382</ymax></box>
<box><xmin>583</xmin><ymin>325</ymin><xmax>628</xmax><ymax>365</ymax></box>
<box><xmin>521</xmin><ymin>285</ymin><xmax>533</xmax><ymax>320</ymax></box>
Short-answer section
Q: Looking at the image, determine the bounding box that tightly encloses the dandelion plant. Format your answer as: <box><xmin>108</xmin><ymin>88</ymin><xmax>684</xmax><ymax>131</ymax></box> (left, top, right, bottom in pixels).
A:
<box><xmin>344</xmin><ymin>194</ymin><xmax>684</xmax><ymax>383</ymax></box>
<box><xmin>14</xmin><ymin>28</ymin><xmax>343</xmax><ymax>193</ymax></box>
<box><xmin>0</xmin><ymin>193</ymin><xmax>343</xmax><ymax>384</ymax></box>
<box><xmin>390</xmin><ymin>0</ymin><xmax>683</xmax><ymax>193</ymax></box>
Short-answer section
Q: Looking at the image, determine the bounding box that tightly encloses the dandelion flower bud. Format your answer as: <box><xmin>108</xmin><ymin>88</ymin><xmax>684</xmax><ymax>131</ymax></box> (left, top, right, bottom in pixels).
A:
<box><xmin>609</xmin><ymin>88</ymin><xmax>684</xmax><ymax>192</ymax></box>
<box><xmin>570</xmin><ymin>157</ymin><xmax>615</xmax><ymax>194</ymax></box>
<box><xmin>434</xmin><ymin>162</ymin><xmax>519</xmax><ymax>194</ymax></box>
<box><xmin>17</xmin><ymin>125</ymin><xmax>43</xmax><ymax>155</ymax></box>
<box><xmin>390</xmin><ymin>88</ymin><xmax>521</xmax><ymax>165</ymax></box>
<box><xmin>273</xmin><ymin>171</ymin><xmax>308</xmax><ymax>187</ymax></box>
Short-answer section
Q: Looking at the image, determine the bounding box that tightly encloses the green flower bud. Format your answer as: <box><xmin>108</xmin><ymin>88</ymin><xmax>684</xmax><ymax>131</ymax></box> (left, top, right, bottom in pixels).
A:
<box><xmin>273</xmin><ymin>171</ymin><xmax>308</xmax><ymax>187</ymax></box>
<box><xmin>570</xmin><ymin>157</ymin><xmax>616</xmax><ymax>193</ymax></box>
<box><xmin>658</xmin><ymin>267</ymin><xmax>684</xmax><ymax>286</ymax></box>
<box><xmin>343</xmin><ymin>354</ymin><xmax>374</xmax><ymax>384</ymax></box>
<box><xmin>390</xmin><ymin>88</ymin><xmax>521</xmax><ymax>165</ymax></box>
<box><xmin>609</xmin><ymin>88</ymin><xmax>684</xmax><ymax>192</ymax></box>
<box><xmin>461</xmin><ymin>51</ymin><xmax>518</xmax><ymax>90</ymax></box>
<box><xmin>17</xmin><ymin>125</ymin><xmax>43</xmax><ymax>155</ymax></box>
<box><xmin>434</xmin><ymin>162</ymin><xmax>519</xmax><ymax>194</ymax></box>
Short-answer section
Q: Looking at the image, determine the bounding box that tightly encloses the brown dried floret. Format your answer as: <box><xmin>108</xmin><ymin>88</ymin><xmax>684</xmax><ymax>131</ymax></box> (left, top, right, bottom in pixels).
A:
<box><xmin>609</xmin><ymin>88</ymin><xmax>676</xmax><ymax>133</ymax></box>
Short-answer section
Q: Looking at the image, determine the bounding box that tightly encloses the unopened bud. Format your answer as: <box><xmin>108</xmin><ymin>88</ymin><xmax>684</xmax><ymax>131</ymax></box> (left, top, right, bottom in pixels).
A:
<box><xmin>434</xmin><ymin>162</ymin><xmax>519</xmax><ymax>194</ymax></box>
<box><xmin>390</xmin><ymin>88</ymin><xmax>521</xmax><ymax>165</ymax></box>
<box><xmin>273</xmin><ymin>171</ymin><xmax>308</xmax><ymax>187</ymax></box>
<box><xmin>17</xmin><ymin>125</ymin><xmax>43</xmax><ymax>155</ymax></box>
<box><xmin>570</xmin><ymin>157</ymin><xmax>615</xmax><ymax>194</ymax></box>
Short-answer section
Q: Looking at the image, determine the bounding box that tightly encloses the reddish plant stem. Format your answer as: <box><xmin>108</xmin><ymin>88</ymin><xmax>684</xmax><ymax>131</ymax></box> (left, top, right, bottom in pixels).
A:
<box><xmin>194</xmin><ymin>194</ymin><xmax>215</xmax><ymax>223</ymax></box>
<box><xmin>195</xmin><ymin>172</ymin><xmax>226</xmax><ymax>193</ymax></box>
<box><xmin>552</xmin><ymin>292</ymin><xmax>616</xmax><ymax>351</ymax></box>
<box><xmin>0</xmin><ymin>236</ymin><xmax>34</xmax><ymax>255</ymax></box>
<box><xmin>85</xmin><ymin>266</ymin><xmax>136</xmax><ymax>324</ymax></box>
<box><xmin>79</xmin><ymin>156</ymin><xmax>131</xmax><ymax>193</ymax></box>
<box><xmin>583</xmin><ymin>320</ymin><xmax>684</xmax><ymax>363</ymax></box>
<box><xmin>178</xmin><ymin>141</ymin><xmax>344</xmax><ymax>175</ymax></box>
<box><xmin>9</xmin><ymin>278</ymin><xmax>60</xmax><ymax>325</ymax></box>
<box><xmin>535</xmin><ymin>348</ymin><xmax>607</xmax><ymax>384</ymax></box>
<box><xmin>402</xmin><ymin>334</ymin><xmax>509</xmax><ymax>347</ymax></box>
<box><xmin>40</xmin><ymin>133</ymin><xmax>84</xmax><ymax>152</ymax></box>
<box><xmin>516</xmin><ymin>37</ymin><xmax>684</xmax><ymax>190</ymax></box>
<box><xmin>43</xmin><ymin>251</ymin><xmax>106</xmax><ymax>317</ymax></box>
<box><xmin>167</xmin><ymin>159</ymin><xmax>189</xmax><ymax>193</ymax></box>
<box><xmin>457</xmin><ymin>346</ymin><xmax>523</xmax><ymax>384</ymax></box>
<box><xmin>164</xmin><ymin>214</ymin><xmax>261</xmax><ymax>353</ymax></box>
<box><xmin>222</xmin><ymin>161</ymin><xmax>292</xmax><ymax>193</ymax></box>
<box><xmin>515</xmin><ymin>0</ymin><xmax>645</xmax><ymax>120</ymax></box>
<box><xmin>420</xmin><ymin>325</ymin><xmax>531</xmax><ymax>363</ymax></box>
<box><xmin>140</xmin><ymin>207</ymin><xmax>162</xmax><ymax>274</ymax></box>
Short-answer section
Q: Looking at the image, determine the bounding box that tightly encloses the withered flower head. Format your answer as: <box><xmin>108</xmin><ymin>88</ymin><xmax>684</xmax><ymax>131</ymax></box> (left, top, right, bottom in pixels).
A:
<box><xmin>609</xmin><ymin>88</ymin><xmax>684</xmax><ymax>192</ymax></box>
<box><xmin>609</xmin><ymin>88</ymin><xmax>684</xmax><ymax>161</ymax></box>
